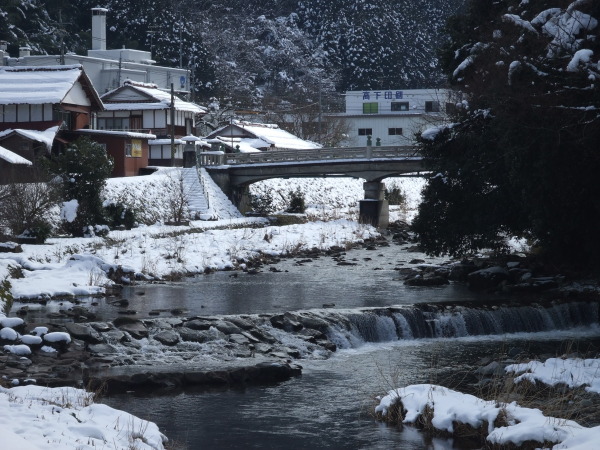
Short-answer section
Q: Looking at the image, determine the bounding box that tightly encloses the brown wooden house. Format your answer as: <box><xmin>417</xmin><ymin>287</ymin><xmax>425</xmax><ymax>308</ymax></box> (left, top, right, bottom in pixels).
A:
<box><xmin>0</xmin><ymin>65</ymin><xmax>103</xmax><ymax>180</ymax></box>
<box><xmin>98</xmin><ymin>80</ymin><xmax>205</xmax><ymax>167</ymax></box>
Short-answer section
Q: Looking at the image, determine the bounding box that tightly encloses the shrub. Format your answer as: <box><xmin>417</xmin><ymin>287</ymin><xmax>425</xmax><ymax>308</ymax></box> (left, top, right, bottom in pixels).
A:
<box><xmin>105</xmin><ymin>203</ymin><xmax>137</xmax><ymax>230</ymax></box>
<box><xmin>0</xmin><ymin>179</ymin><xmax>59</xmax><ymax>240</ymax></box>
<box><xmin>385</xmin><ymin>186</ymin><xmax>406</xmax><ymax>206</ymax></box>
<box><xmin>286</xmin><ymin>188</ymin><xmax>306</xmax><ymax>213</ymax></box>
<box><xmin>249</xmin><ymin>190</ymin><xmax>275</xmax><ymax>215</ymax></box>
<box><xmin>19</xmin><ymin>219</ymin><xmax>53</xmax><ymax>244</ymax></box>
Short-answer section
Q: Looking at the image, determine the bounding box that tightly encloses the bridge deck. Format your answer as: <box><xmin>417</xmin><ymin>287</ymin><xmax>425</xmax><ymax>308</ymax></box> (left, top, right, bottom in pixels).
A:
<box><xmin>199</xmin><ymin>146</ymin><xmax>420</xmax><ymax>166</ymax></box>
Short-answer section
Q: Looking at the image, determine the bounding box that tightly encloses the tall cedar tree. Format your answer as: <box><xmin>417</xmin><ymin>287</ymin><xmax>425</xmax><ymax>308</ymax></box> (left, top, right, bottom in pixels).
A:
<box><xmin>412</xmin><ymin>0</ymin><xmax>600</xmax><ymax>265</ymax></box>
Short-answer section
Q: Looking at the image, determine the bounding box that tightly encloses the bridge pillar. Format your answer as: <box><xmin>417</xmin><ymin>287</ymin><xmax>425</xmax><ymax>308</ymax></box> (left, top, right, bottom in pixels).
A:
<box><xmin>232</xmin><ymin>185</ymin><xmax>252</xmax><ymax>214</ymax></box>
<box><xmin>359</xmin><ymin>181</ymin><xmax>389</xmax><ymax>228</ymax></box>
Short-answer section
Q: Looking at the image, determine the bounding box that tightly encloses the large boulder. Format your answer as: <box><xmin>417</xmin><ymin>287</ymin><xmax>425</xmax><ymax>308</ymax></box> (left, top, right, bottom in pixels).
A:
<box><xmin>64</xmin><ymin>323</ymin><xmax>102</xmax><ymax>343</ymax></box>
<box><xmin>184</xmin><ymin>318</ymin><xmax>214</xmax><ymax>330</ymax></box>
<box><xmin>404</xmin><ymin>274</ymin><xmax>450</xmax><ymax>286</ymax></box>
<box><xmin>154</xmin><ymin>330</ymin><xmax>180</xmax><ymax>346</ymax></box>
<box><xmin>112</xmin><ymin>318</ymin><xmax>148</xmax><ymax>339</ymax></box>
<box><xmin>467</xmin><ymin>266</ymin><xmax>509</xmax><ymax>291</ymax></box>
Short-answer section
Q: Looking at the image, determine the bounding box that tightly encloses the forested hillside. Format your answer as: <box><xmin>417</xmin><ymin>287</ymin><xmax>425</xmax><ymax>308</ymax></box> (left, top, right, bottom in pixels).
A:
<box><xmin>0</xmin><ymin>0</ymin><xmax>465</xmax><ymax>109</ymax></box>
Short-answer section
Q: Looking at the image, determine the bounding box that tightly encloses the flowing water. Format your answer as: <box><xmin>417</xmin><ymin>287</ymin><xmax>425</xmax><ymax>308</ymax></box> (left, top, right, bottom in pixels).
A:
<box><xmin>104</xmin><ymin>331</ymin><xmax>600</xmax><ymax>449</ymax></box>
<box><xmin>17</xmin><ymin>242</ymin><xmax>600</xmax><ymax>448</ymax></box>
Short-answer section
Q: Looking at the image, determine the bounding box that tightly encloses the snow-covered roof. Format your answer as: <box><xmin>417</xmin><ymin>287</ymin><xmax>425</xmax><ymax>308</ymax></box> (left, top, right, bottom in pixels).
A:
<box><xmin>101</xmin><ymin>80</ymin><xmax>206</xmax><ymax>114</ymax></box>
<box><xmin>0</xmin><ymin>126</ymin><xmax>59</xmax><ymax>150</ymax></box>
<box><xmin>0</xmin><ymin>65</ymin><xmax>92</xmax><ymax>106</ymax></box>
<box><xmin>76</xmin><ymin>129</ymin><xmax>157</xmax><ymax>139</ymax></box>
<box><xmin>149</xmin><ymin>139</ymin><xmax>185</xmax><ymax>145</ymax></box>
<box><xmin>181</xmin><ymin>135</ymin><xmax>201</xmax><ymax>142</ymax></box>
<box><xmin>208</xmin><ymin>121</ymin><xmax>321</xmax><ymax>151</ymax></box>
<box><xmin>214</xmin><ymin>136</ymin><xmax>261</xmax><ymax>153</ymax></box>
<box><xmin>0</xmin><ymin>145</ymin><xmax>32</xmax><ymax>165</ymax></box>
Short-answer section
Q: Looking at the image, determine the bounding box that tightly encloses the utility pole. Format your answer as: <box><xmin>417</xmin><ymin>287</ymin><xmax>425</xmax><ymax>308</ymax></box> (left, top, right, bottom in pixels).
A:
<box><xmin>118</xmin><ymin>52</ymin><xmax>122</xmax><ymax>87</ymax></box>
<box><xmin>179</xmin><ymin>25</ymin><xmax>183</xmax><ymax>69</ymax></box>
<box><xmin>318</xmin><ymin>77</ymin><xmax>323</xmax><ymax>143</ymax></box>
<box><xmin>170</xmin><ymin>83</ymin><xmax>176</xmax><ymax>166</ymax></box>
<box><xmin>58</xmin><ymin>9</ymin><xmax>66</xmax><ymax>65</ymax></box>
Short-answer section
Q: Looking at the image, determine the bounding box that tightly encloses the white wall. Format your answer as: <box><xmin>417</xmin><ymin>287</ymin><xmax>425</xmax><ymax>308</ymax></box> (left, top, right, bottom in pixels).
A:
<box><xmin>63</xmin><ymin>82</ymin><xmax>92</xmax><ymax>106</ymax></box>
<box><xmin>336</xmin><ymin>88</ymin><xmax>450</xmax><ymax>147</ymax></box>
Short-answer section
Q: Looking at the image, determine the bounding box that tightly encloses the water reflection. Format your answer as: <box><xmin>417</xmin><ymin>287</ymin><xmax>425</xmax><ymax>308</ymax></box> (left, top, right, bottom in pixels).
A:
<box><xmin>14</xmin><ymin>243</ymin><xmax>497</xmax><ymax>322</ymax></box>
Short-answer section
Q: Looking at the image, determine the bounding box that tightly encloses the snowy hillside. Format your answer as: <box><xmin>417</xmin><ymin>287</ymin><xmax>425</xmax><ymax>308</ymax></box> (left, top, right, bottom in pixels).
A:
<box><xmin>0</xmin><ymin>0</ymin><xmax>466</xmax><ymax>105</ymax></box>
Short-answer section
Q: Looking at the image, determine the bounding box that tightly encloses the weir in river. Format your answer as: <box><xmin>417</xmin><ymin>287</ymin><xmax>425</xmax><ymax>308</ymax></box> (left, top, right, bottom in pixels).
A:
<box><xmin>318</xmin><ymin>300</ymin><xmax>599</xmax><ymax>347</ymax></box>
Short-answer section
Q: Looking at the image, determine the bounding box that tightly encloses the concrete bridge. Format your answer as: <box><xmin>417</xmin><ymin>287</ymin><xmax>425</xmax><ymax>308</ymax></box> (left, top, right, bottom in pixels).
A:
<box><xmin>197</xmin><ymin>146</ymin><xmax>425</xmax><ymax>227</ymax></box>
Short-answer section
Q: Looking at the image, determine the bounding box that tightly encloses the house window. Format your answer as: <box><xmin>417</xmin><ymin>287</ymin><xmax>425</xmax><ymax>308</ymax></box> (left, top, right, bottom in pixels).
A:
<box><xmin>185</xmin><ymin>118</ymin><xmax>193</xmax><ymax>135</ymax></box>
<box><xmin>425</xmin><ymin>101</ymin><xmax>440</xmax><ymax>112</ymax></box>
<box><xmin>391</xmin><ymin>102</ymin><xmax>409</xmax><ymax>112</ymax></box>
<box><xmin>358</xmin><ymin>128</ymin><xmax>373</xmax><ymax>136</ymax></box>
<box><xmin>98</xmin><ymin>117</ymin><xmax>130</xmax><ymax>130</ymax></box>
<box><xmin>53</xmin><ymin>110</ymin><xmax>72</xmax><ymax>130</ymax></box>
<box><xmin>388</xmin><ymin>128</ymin><xmax>403</xmax><ymax>136</ymax></box>
<box><xmin>125</xmin><ymin>143</ymin><xmax>132</xmax><ymax>157</ymax></box>
<box><xmin>130</xmin><ymin>116</ymin><xmax>142</xmax><ymax>131</ymax></box>
<box><xmin>362</xmin><ymin>102</ymin><xmax>378</xmax><ymax>114</ymax></box>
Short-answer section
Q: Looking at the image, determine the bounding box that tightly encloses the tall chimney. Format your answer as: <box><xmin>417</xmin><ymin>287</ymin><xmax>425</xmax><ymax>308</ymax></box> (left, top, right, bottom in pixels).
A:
<box><xmin>92</xmin><ymin>8</ymin><xmax>108</xmax><ymax>51</ymax></box>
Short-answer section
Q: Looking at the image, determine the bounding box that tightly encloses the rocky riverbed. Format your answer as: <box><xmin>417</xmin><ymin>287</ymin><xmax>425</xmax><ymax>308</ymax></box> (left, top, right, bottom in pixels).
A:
<box><xmin>3</xmin><ymin>225</ymin><xmax>599</xmax><ymax>397</ymax></box>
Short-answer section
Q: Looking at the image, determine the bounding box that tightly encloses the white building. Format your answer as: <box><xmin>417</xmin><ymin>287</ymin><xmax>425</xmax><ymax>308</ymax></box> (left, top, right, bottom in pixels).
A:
<box><xmin>0</xmin><ymin>8</ymin><xmax>190</xmax><ymax>95</ymax></box>
<box><xmin>331</xmin><ymin>89</ymin><xmax>452</xmax><ymax>147</ymax></box>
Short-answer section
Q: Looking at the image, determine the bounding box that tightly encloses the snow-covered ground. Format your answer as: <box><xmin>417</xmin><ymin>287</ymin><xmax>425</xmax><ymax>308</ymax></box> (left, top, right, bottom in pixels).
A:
<box><xmin>376</xmin><ymin>357</ymin><xmax>600</xmax><ymax>449</ymax></box>
<box><xmin>506</xmin><ymin>358</ymin><xmax>600</xmax><ymax>395</ymax></box>
<box><xmin>250</xmin><ymin>176</ymin><xmax>425</xmax><ymax>222</ymax></box>
<box><xmin>0</xmin><ymin>385</ymin><xmax>166</xmax><ymax>449</ymax></box>
<box><xmin>0</xmin><ymin>219</ymin><xmax>378</xmax><ymax>300</ymax></box>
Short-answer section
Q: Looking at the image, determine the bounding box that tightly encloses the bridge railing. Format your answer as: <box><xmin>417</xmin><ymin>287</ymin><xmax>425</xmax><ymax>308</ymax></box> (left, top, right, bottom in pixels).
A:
<box><xmin>198</xmin><ymin>146</ymin><xmax>419</xmax><ymax>166</ymax></box>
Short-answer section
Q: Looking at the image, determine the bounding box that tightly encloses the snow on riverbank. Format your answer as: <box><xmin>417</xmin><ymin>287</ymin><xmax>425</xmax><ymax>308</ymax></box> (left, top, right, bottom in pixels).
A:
<box><xmin>506</xmin><ymin>357</ymin><xmax>600</xmax><ymax>394</ymax></box>
<box><xmin>0</xmin><ymin>218</ymin><xmax>378</xmax><ymax>300</ymax></box>
<box><xmin>0</xmin><ymin>385</ymin><xmax>166</xmax><ymax>449</ymax></box>
<box><xmin>376</xmin><ymin>382</ymin><xmax>600</xmax><ymax>449</ymax></box>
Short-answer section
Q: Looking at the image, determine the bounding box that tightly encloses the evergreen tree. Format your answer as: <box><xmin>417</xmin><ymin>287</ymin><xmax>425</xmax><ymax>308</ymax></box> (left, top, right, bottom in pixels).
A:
<box><xmin>413</xmin><ymin>0</ymin><xmax>600</xmax><ymax>265</ymax></box>
<box><xmin>45</xmin><ymin>137</ymin><xmax>114</xmax><ymax>237</ymax></box>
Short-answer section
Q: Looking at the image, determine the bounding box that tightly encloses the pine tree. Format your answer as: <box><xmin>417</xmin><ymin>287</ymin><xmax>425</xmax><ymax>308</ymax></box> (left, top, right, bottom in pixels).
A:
<box><xmin>413</xmin><ymin>0</ymin><xmax>600</xmax><ymax>265</ymax></box>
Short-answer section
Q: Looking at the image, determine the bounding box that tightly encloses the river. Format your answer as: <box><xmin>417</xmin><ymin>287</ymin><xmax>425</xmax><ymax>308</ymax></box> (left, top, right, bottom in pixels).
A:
<box><xmin>20</xmin><ymin>240</ymin><xmax>600</xmax><ymax>448</ymax></box>
<box><xmin>17</xmin><ymin>241</ymin><xmax>495</xmax><ymax>320</ymax></box>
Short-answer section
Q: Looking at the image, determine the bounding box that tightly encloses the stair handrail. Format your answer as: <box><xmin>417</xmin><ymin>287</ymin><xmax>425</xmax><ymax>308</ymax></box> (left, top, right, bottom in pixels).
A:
<box><xmin>198</xmin><ymin>167</ymin><xmax>210</xmax><ymax>211</ymax></box>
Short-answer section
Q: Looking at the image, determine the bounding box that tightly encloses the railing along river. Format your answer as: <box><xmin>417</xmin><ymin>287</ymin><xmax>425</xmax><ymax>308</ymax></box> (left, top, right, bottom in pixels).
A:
<box><xmin>198</xmin><ymin>146</ymin><xmax>419</xmax><ymax>166</ymax></box>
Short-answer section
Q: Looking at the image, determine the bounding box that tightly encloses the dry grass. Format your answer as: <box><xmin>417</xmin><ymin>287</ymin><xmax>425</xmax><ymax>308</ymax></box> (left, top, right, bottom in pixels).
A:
<box><xmin>372</xmin><ymin>340</ymin><xmax>600</xmax><ymax>448</ymax></box>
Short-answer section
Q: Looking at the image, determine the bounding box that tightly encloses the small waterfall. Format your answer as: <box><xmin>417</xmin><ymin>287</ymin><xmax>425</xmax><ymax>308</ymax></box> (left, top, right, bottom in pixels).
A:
<box><xmin>322</xmin><ymin>301</ymin><xmax>599</xmax><ymax>349</ymax></box>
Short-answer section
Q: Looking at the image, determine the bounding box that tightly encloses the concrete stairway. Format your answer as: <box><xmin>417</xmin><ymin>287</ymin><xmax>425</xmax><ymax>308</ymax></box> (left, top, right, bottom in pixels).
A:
<box><xmin>181</xmin><ymin>168</ymin><xmax>210</xmax><ymax>219</ymax></box>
